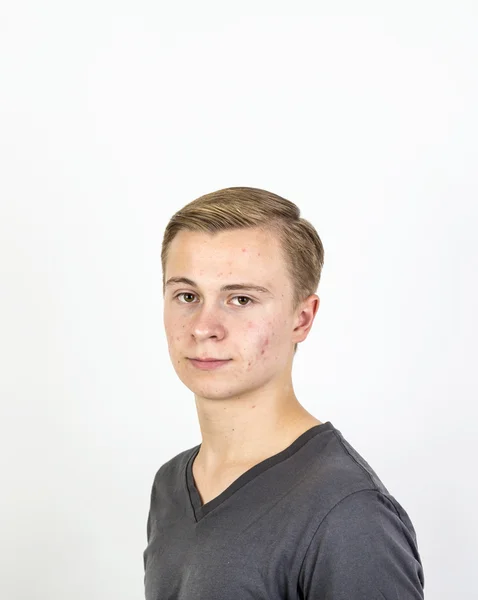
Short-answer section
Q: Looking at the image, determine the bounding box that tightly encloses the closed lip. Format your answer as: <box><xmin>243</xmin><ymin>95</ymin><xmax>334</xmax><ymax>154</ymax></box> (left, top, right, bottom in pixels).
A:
<box><xmin>189</xmin><ymin>358</ymin><xmax>230</xmax><ymax>362</ymax></box>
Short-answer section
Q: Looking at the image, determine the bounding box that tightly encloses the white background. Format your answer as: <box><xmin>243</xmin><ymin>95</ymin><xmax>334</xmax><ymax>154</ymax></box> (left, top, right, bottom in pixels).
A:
<box><xmin>1</xmin><ymin>2</ymin><xmax>477</xmax><ymax>599</ymax></box>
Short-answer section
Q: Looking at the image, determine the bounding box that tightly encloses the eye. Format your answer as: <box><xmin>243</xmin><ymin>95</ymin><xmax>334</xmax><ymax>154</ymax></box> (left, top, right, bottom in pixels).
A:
<box><xmin>175</xmin><ymin>292</ymin><xmax>196</xmax><ymax>303</ymax></box>
<box><xmin>231</xmin><ymin>296</ymin><xmax>254</xmax><ymax>307</ymax></box>
<box><xmin>174</xmin><ymin>293</ymin><xmax>254</xmax><ymax>307</ymax></box>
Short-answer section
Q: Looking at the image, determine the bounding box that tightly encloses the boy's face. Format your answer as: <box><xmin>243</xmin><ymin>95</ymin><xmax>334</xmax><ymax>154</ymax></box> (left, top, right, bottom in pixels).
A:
<box><xmin>163</xmin><ymin>227</ymin><xmax>317</xmax><ymax>401</ymax></box>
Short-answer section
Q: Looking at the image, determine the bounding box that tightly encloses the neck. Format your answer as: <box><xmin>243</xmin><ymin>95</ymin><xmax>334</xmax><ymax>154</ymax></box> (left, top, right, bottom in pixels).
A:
<box><xmin>193</xmin><ymin>383</ymin><xmax>321</xmax><ymax>470</ymax></box>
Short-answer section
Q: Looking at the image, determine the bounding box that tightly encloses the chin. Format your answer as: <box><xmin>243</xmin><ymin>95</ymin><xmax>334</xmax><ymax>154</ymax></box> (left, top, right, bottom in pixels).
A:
<box><xmin>182</xmin><ymin>378</ymin><xmax>242</xmax><ymax>401</ymax></box>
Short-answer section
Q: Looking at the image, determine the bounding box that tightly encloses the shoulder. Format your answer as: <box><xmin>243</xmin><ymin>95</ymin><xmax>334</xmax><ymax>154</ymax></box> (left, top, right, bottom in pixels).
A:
<box><xmin>299</xmin><ymin>489</ymin><xmax>425</xmax><ymax>598</ymax></box>
<box><xmin>315</xmin><ymin>423</ymin><xmax>393</xmax><ymax>495</ymax></box>
<box><xmin>149</xmin><ymin>443</ymin><xmax>200</xmax><ymax>488</ymax></box>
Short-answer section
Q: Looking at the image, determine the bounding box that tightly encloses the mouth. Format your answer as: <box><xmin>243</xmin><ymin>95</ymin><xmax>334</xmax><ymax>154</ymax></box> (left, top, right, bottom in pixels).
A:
<box><xmin>189</xmin><ymin>358</ymin><xmax>230</xmax><ymax>362</ymax></box>
<box><xmin>188</xmin><ymin>358</ymin><xmax>231</xmax><ymax>370</ymax></box>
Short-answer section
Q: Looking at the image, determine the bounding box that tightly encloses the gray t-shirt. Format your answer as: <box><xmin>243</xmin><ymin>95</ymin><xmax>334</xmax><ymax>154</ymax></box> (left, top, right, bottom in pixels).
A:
<box><xmin>143</xmin><ymin>421</ymin><xmax>425</xmax><ymax>599</ymax></box>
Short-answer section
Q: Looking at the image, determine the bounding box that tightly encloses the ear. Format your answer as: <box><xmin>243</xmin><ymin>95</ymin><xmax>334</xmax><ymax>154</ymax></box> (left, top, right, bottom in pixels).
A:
<box><xmin>292</xmin><ymin>295</ymin><xmax>320</xmax><ymax>345</ymax></box>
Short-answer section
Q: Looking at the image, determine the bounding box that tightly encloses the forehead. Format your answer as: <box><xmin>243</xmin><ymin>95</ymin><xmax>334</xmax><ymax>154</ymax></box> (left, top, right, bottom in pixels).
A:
<box><xmin>166</xmin><ymin>228</ymin><xmax>288</xmax><ymax>284</ymax></box>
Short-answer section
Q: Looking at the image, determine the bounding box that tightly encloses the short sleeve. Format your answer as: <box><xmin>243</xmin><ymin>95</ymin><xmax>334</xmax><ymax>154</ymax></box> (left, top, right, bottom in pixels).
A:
<box><xmin>298</xmin><ymin>489</ymin><xmax>425</xmax><ymax>599</ymax></box>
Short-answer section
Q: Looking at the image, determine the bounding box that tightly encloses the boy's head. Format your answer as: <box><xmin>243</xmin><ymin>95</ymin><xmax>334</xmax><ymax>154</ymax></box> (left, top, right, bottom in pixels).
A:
<box><xmin>161</xmin><ymin>187</ymin><xmax>324</xmax><ymax>400</ymax></box>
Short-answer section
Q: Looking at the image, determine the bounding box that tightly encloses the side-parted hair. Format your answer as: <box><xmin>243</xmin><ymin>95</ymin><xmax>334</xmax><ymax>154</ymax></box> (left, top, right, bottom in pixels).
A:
<box><xmin>161</xmin><ymin>187</ymin><xmax>325</xmax><ymax>354</ymax></box>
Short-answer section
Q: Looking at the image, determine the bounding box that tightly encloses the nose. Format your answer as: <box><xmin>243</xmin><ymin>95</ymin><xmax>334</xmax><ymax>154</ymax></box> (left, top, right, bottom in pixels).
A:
<box><xmin>191</xmin><ymin>304</ymin><xmax>226</xmax><ymax>342</ymax></box>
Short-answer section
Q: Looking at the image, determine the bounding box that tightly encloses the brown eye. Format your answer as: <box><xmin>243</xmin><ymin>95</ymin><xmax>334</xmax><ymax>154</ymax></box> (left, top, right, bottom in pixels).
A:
<box><xmin>176</xmin><ymin>293</ymin><xmax>196</xmax><ymax>303</ymax></box>
<box><xmin>175</xmin><ymin>293</ymin><xmax>254</xmax><ymax>307</ymax></box>
<box><xmin>232</xmin><ymin>296</ymin><xmax>253</xmax><ymax>307</ymax></box>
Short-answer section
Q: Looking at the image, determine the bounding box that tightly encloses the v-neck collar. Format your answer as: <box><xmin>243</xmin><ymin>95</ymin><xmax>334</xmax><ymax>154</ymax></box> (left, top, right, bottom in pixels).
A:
<box><xmin>185</xmin><ymin>421</ymin><xmax>334</xmax><ymax>523</ymax></box>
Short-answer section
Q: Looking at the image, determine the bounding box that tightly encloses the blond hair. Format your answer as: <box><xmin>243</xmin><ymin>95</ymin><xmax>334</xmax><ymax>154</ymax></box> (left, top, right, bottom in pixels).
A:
<box><xmin>161</xmin><ymin>187</ymin><xmax>325</xmax><ymax>354</ymax></box>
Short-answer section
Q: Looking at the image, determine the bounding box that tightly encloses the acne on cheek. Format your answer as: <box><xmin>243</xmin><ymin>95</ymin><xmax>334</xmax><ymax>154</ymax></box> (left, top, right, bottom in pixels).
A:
<box><xmin>245</xmin><ymin>322</ymin><xmax>269</xmax><ymax>357</ymax></box>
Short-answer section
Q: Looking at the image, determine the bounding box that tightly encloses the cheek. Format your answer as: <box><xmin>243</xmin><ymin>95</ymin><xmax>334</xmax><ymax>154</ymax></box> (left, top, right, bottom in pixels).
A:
<box><xmin>245</xmin><ymin>322</ymin><xmax>270</xmax><ymax>362</ymax></box>
<box><xmin>165</xmin><ymin>314</ymin><xmax>185</xmax><ymax>342</ymax></box>
<box><xmin>246</xmin><ymin>321</ymin><xmax>277</xmax><ymax>353</ymax></box>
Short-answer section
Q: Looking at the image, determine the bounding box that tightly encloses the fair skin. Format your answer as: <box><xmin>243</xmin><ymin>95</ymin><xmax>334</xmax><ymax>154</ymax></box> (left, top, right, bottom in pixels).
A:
<box><xmin>163</xmin><ymin>226</ymin><xmax>321</xmax><ymax>498</ymax></box>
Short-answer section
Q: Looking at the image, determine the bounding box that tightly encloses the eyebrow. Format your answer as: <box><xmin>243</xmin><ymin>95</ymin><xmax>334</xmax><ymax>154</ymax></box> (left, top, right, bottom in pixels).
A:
<box><xmin>165</xmin><ymin>277</ymin><xmax>273</xmax><ymax>296</ymax></box>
